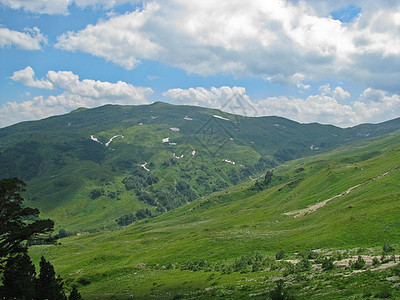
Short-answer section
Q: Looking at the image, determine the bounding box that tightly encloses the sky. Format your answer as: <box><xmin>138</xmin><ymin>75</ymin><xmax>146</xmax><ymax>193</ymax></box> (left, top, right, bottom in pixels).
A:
<box><xmin>1</xmin><ymin>0</ymin><xmax>400</xmax><ymax>128</ymax></box>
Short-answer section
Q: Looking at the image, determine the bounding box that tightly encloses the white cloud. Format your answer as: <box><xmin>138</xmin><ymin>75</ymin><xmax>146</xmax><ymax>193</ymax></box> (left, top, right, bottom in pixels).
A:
<box><xmin>267</xmin><ymin>73</ymin><xmax>311</xmax><ymax>90</ymax></box>
<box><xmin>56</xmin><ymin>3</ymin><xmax>162</xmax><ymax>69</ymax></box>
<box><xmin>163</xmin><ymin>85</ymin><xmax>258</xmax><ymax>117</ymax></box>
<box><xmin>354</xmin><ymin>88</ymin><xmax>400</xmax><ymax>122</ymax></box>
<box><xmin>163</xmin><ymin>86</ymin><xmax>246</xmax><ymax>108</ymax></box>
<box><xmin>319</xmin><ymin>84</ymin><xmax>350</xmax><ymax>101</ymax></box>
<box><xmin>0</xmin><ymin>26</ymin><xmax>47</xmax><ymax>50</ymax></box>
<box><xmin>0</xmin><ymin>0</ymin><xmax>136</xmax><ymax>15</ymax></box>
<box><xmin>52</xmin><ymin>0</ymin><xmax>400</xmax><ymax>92</ymax></box>
<box><xmin>0</xmin><ymin>95</ymin><xmax>86</xmax><ymax>127</ymax></box>
<box><xmin>0</xmin><ymin>0</ymin><xmax>72</xmax><ymax>14</ymax></box>
<box><xmin>163</xmin><ymin>85</ymin><xmax>400</xmax><ymax>128</ymax></box>
<box><xmin>1</xmin><ymin>66</ymin><xmax>153</xmax><ymax>127</ymax></box>
<box><xmin>10</xmin><ymin>66</ymin><xmax>53</xmax><ymax>89</ymax></box>
<box><xmin>256</xmin><ymin>95</ymin><xmax>359</xmax><ymax>127</ymax></box>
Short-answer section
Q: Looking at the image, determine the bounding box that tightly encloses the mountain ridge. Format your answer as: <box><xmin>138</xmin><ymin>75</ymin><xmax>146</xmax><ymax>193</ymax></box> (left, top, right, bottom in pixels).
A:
<box><xmin>1</xmin><ymin>102</ymin><xmax>400</xmax><ymax>232</ymax></box>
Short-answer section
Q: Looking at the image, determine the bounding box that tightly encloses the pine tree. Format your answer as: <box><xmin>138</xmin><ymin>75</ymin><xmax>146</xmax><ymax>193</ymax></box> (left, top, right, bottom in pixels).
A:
<box><xmin>0</xmin><ymin>177</ymin><xmax>55</xmax><ymax>266</ymax></box>
<box><xmin>69</xmin><ymin>285</ymin><xmax>83</xmax><ymax>300</ymax></box>
<box><xmin>36</xmin><ymin>256</ymin><xmax>66</xmax><ymax>300</ymax></box>
<box><xmin>0</xmin><ymin>252</ymin><xmax>36</xmax><ymax>300</ymax></box>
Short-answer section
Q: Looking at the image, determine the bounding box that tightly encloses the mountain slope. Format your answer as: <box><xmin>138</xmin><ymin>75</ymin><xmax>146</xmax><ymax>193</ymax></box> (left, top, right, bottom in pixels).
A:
<box><xmin>1</xmin><ymin>102</ymin><xmax>400</xmax><ymax>232</ymax></box>
<box><xmin>29</xmin><ymin>129</ymin><xmax>400</xmax><ymax>299</ymax></box>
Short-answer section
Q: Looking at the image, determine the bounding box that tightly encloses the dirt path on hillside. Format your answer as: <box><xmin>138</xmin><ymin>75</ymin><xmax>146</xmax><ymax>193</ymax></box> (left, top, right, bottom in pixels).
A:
<box><xmin>284</xmin><ymin>167</ymin><xmax>398</xmax><ymax>218</ymax></box>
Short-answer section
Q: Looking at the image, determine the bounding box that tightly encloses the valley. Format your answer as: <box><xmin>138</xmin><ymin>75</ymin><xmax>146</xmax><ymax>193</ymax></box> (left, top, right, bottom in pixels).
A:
<box><xmin>1</xmin><ymin>103</ymin><xmax>400</xmax><ymax>298</ymax></box>
<box><xmin>1</xmin><ymin>102</ymin><xmax>400</xmax><ymax>233</ymax></box>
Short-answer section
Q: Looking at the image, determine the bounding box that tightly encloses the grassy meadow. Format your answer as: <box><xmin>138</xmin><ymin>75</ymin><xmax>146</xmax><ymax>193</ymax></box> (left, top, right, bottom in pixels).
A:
<box><xmin>29</xmin><ymin>130</ymin><xmax>400</xmax><ymax>299</ymax></box>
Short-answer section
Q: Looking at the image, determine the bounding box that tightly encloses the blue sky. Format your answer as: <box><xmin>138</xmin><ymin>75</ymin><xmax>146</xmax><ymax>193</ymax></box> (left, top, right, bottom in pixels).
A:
<box><xmin>1</xmin><ymin>0</ymin><xmax>400</xmax><ymax>128</ymax></box>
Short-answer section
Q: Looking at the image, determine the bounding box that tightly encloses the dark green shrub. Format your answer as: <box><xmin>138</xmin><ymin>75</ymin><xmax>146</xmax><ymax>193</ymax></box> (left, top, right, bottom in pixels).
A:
<box><xmin>180</xmin><ymin>260</ymin><xmax>210</xmax><ymax>271</ymax></box>
<box><xmin>276</xmin><ymin>250</ymin><xmax>286</xmax><ymax>260</ymax></box>
<box><xmin>116</xmin><ymin>213</ymin><xmax>136</xmax><ymax>226</ymax></box>
<box><xmin>69</xmin><ymin>285</ymin><xmax>83</xmax><ymax>300</ymax></box>
<box><xmin>381</xmin><ymin>253</ymin><xmax>390</xmax><ymax>264</ymax></box>
<box><xmin>383</xmin><ymin>242</ymin><xmax>395</xmax><ymax>254</ymax></box>
<box><xmin>321</xmin><ymin>257</ymin><xmax>335</xmax><ymax>270</ymax></box>
<box><xmin>299</xmin><ymin>249</ymin><xmax>319</xmax><ymax>260</ymax></box>
<box><xmin>283</xmin><ymin>262</ymin><xmax>296</xmax><ymax>276</ymax></box>
<box><xmin>138</xmin><ymin>191</ymin><xmax>157</xmax><ymax>206</ymax></box>
<box><xmin>372</xmin><ymin>257</ymin><xmax>380</xmax><ymax>266</ymax></box>
<box><xmin>297</xmin><ymin>257</ymin><xmax>311</xmax><ymax>272</ymax></box>
<box><xmin>77</xmin><ymin>277</ymin><xmax>91</xmax><ymax>286</ymax></box>
<box><xmin>58</xmin><ymin>229</ymin><xmax>71</xmax><ymax>238</ymax></box>
<box><xmin>375</xmin><ymin>286</ymin><xmax>391</xmax><ymax>298</ymax></box>
<box><xmin>89</xmin><ymin>188</ymin><xmax>104</xmax><ymax>200</ymax></box>
<box><xmin>269</xmin><ymin>279</ymin><xmax>295</xmax><ymax>300</ymax></box>
<box><xmin>350</xmin><ymin>256</ymin><xmax>366</xmax><ymax>269</ymax></box>
<box><xmin>107</xmin><ymin>191</ymin><xmax>116</xmax><ymax>199</ymax></box>
<box><xmin>392</xmin><ymin>263</ymin><xmax>400</xmax><ymax>276</ymax></box>
<box><xmin>136</xmin><ymin>208</ymin><xmax>152</xmax><ymax>220</ymax></box>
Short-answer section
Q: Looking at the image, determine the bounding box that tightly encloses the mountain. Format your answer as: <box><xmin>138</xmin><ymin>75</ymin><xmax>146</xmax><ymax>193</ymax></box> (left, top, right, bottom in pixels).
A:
<box><xmin>1</xmin><ymin>102</ymin><xmax>400</xmax><ymax>232</ymax></box>
<box><xmin>29</xmin><ymin>127</ymin><xmax>400</xmax><ymax>299</ymax></box>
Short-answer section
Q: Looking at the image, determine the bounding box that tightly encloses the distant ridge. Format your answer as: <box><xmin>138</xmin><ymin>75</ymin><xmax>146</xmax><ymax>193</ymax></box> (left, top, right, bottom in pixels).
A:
<box><xmin>1</xmin><ymin>102</ymin><xmax>400</xmax><ymax>231</ymax></box>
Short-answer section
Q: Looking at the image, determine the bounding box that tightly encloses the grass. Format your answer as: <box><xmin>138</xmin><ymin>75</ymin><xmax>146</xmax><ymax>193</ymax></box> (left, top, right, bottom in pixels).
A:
<box><xmin>28</xmin><ymin>129</ymin><xmax>400</xmax><ymax>298</ymax></box>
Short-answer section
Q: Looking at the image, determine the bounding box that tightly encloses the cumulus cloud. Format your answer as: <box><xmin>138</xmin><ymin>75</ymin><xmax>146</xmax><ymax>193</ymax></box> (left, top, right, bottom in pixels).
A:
<box><xmin>0</xmin><ymin>26</ymin><xmax>47</xmax><ymax>50</ymax></box>
<box><xmin>56</xmin><ymin>3</ymin><xmax>162</xmax><ymax>69</ymax></box>
<box><xmin>354</xmin><ymin>88</ymin><xmax>400</xmax><ymax>122</ymax></box>
<box><xmin>0</xmin><ymin>94</ymin><xmax>88</xmax><ymax>127</ymax></box>
<box><xmin>319</xmin><ymin>84</ymin><xmax>351</xmax><ymax>101</ymax></box>
<box><xmin>256</xmin><ymin>95</ymin><xmax>358</xmax><ymax>127</ymax></box>
<box><xmin>0</xmin><ymin>0</ymin><xmax>136</xmax><ymax>15</ymax></box>
<box><xmin>163</xmin><ymin>85</ymin><xmax>400</xmax><ymax>128</ymax></box>
<box><xmin>10</xmin><ymin>66</ymin><xmax>54</xmax><ymax>89</ymax></box>
<box><xmin>163</xmin><ymin>86</ymin><xmax>257</xmax><ymax>117</ymax></box>
<box><xmin>164</xmin><ymin>86</ymin><xmax>245</xmax><ymax>108</ymax></box>
<box><xmin>52</xmin><ymin>0</ymin><xmax>400</xmax><ymax>92</ymax></box>
<box><xmin>1</xmin><ymin>66</ymin><xmax>153</xmax><ymax>127</ymax></box>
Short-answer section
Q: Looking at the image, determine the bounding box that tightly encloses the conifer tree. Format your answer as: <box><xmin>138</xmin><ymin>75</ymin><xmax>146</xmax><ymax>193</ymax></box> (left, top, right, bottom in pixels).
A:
<box><xmin>0</xmin><ymin>252</ymin><xmax>36</xmax><ymax>299</ymax></box>
<box><xmin>0</xmin><ymin>177</ymin><xmax>55</xmax><ymax>266</ymax></box>
<box><xmin>69</xmin><ymin>285</ymin><xmax>83</xmax><ymax>300</ymax></box>
<box><xmin>36</xmin><ymin>256</ymin><xmax>66</xmax><ymax>300</ymax></box>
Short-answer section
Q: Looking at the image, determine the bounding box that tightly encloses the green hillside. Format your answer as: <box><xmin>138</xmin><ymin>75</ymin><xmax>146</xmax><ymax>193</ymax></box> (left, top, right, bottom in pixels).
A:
<box><xmin>29</xmin><ymin>129</ymin><xmax>400</xmax><ymax>299</ymax></box>
<box><xmin>1</xmin><ymin>102</ymin><xmax>400</xmax><ymax>233</ymax></box>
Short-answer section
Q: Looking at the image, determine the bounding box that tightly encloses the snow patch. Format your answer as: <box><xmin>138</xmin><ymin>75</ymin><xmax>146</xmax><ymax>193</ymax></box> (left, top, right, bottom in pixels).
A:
<box><xmin>310</xmin><ymin>144</ymin><xmax>319</xmax><ymax>151</ymax></box>
<box><xmin>213</xmin><ymin>115</ymin><xmax>230</xmax><ymax>121</ymax></box>
<box><xmin>172</xmin><ymin>153</ymin><xmax>184</xmax><ymax>159</ymax></box>
<box><xmin>162</xmin><ymin>137</ymin><xmax>170</xmax><ymax>143</ymax></box>
<box><xmin>170</xmin><ymin>127</ymin><xmax>180</xmax><ymax>132</ymax></box>
<box><xmin>223</xmin><ymin>159</ymin><xmax>244</xmax><ymax>167</ymax></box>
<box><xmin>90</xmin><ymin>135</ymin><xmax>102</xmax><ymax>144</ymax></box>
<box><xmin>184</xmin><ymin>116</ymin><xmax>193</xmax><ymax>121</ymax></box>
<box><xmin>169</xmin><ymin>142</ymin><xmax>177</xmax><ymax>145</ymax></box>
<box><xmin>138</xmin><ymin>122</ymin><xmax>143</xmax><ymax>126</ymax></box>
<box><xmin>105</xmin><ymin>135</ymin><xmax>124</xmax><ymax>147</ymax></box>
<box><xmin>141</xmin><ymin>162</ymin><xmax>150</xmax><ymax>172</ymax></box>
<box><xmin>150</xmin><ymin>116</ymin><xmax>158</xmax><ymax>120</ymax></box>
<box><xmin>192</xmin><ymin>150</ymin><xmax>196</xmax><ymax>156</ymax></box>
